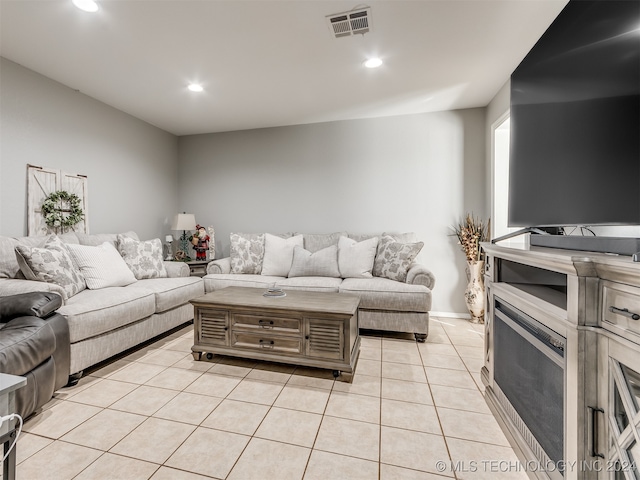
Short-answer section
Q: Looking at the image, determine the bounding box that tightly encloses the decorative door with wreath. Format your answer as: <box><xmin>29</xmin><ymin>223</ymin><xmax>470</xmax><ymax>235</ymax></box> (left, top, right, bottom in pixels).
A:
<box><xmin>27</xmin><ymin>165</ymin><xmax>89</xmax><ymax>236</ymax></box>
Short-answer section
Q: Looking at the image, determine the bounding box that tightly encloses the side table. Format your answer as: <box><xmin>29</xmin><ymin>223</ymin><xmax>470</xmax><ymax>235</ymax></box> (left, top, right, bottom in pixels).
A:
<box><xmin>1</xmin><ymin>373</ymin><xmax>26</xmax><ymax>480</ymax></box>
<box><xmin>184</xmin><ymin>260</ymin><xmax>210</xmax><ymax>277</ymax></box>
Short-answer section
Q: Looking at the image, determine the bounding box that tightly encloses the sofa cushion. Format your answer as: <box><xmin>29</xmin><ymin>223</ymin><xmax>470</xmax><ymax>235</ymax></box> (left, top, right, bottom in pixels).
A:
<box><xmin>303</xmin><ymin>232</ymin><xmax>347</xmax><ymax>253</ymax></box>
<box><xmin>276</xmin><ymin>276</ymin><xmax>343</xmax><ymax>293</ymax></box>
<box><xmin>76</xmin><ymin>231</ymin><xmax>138</xmax><ymax>247</ymax></box>
<box><xmin>0</xmin><ymin>316</ymin><xmax>56</xmax><ymax>376</ymax></box>
<box><xmin>261</xmin><ymin>233</ymin><xmax>303</xmax><ymax>277</ymax></box>
<box><xmin>15</xmin><ymin>235</ymin><xmax>86</xmax><ymax>300</ymax></box>
<box><xmin>0</xmin><ymin>291</ymin><xmax>62</xmax><ymax>321</ymax></box>
<box><xmin>66</xmin><ymin>242</ymin><xmax>137</xmax><ymax>289</ymax></box>
<box><xmin>117</xmin><ymin>235</ymin><xmax>167</xmax><ymax>280</ymax></box>
<box><xmin>0</xmin><ymin>234</ymin><xmax>80</xmax><ymax>279</ymax></box>
<box><xmin>203</xmin><ymin>274</ymin><xmax>282</xmax><ymax>292</ymax></box>
<box><xmin>128</xmin><ymin>277</ymin><xmax>204</xmax><ymax>313</ymax></box>
<box><xmin>58</xmin><ymin>287</ymin><xmax>156</xmax><ymax>343</ymax></box>
<box><xmin>372</xmin><ymin>235</ymin><xmax>424</xmax><ymax>283</ymax></box>
<box><xmin>338</xmin><ymin>236</ymin><xmax>378</xmax><ymax>278</ymax></box>
<box><xmin>288</xmin><ymin>245</ymin><xmax>340</xmax><ymax>278</ymax></box>
<box><xmin>383</xmin><ymin>232</ymin><xmax>418</xmax><ymax>243</ymax></box>
<box><xmin>339</xmin><ymin>277</ymin><xmax>430</xmax><ymax>312</ymax></box>
<box><xmin>0</xmin><ymin>236</ymin><xmax>21</xmax><ymax>279</ymax></box>
<box><xmin>230</xmin><ymin>233</ymin><xmax>265</xmax><ymax>274</ymax></box>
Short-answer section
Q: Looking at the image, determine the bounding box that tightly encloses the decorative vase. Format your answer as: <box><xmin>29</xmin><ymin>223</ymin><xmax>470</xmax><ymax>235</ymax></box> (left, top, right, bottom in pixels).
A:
<box><xmin>465</xmin><ymin>260</ymin><xmax>485</xmax><ymax>323</ymax></box>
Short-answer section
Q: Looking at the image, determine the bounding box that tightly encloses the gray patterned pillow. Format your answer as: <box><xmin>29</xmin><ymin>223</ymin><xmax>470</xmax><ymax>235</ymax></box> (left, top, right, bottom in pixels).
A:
<box><xmin>372</xmin><ymin>235</ymin><xmax>424</xmax><ymax>282</ymax></box>
<box><xmin>15</xmin><ymin>235</ymin><xmax>86</xmax><ymax>300</ymax></box>
<box><xmin>230</xmin><ymin>233</ymin><xmax>265</xmax><ymax>274</ymax></box>
<box><xmin>116</xmin><ymin>235</ymin><xmax>167</xmax><ymax>280</ymax></box>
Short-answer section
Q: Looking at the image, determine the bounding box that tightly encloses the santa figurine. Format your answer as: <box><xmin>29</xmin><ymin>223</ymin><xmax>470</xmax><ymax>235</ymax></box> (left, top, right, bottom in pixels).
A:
<box><xmin>191</xmin><ymin>224</ymin><xmax>210</xmax><ymax>261</ymax></box>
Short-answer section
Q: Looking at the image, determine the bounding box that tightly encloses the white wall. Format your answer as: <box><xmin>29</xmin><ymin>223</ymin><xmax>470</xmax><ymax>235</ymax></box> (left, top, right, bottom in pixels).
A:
<box><xmin>0</xmin><ymin>58</ymin><xmax>179</xmax><ymax>240</ymax></box>
<box><xmin>485</xmin><ymin>80</ymin><xmax>511</xmax><ymax>239</ymax></box>
<box><xmin>178</xmin><ymin>110</ymin><xmax>487</xmax><ymax>315</ymax></box>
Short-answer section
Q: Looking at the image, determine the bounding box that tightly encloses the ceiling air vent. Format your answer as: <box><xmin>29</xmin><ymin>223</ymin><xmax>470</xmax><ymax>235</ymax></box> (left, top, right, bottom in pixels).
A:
<box><xmin>326</xmin><ymin>7</ymin><xmax>371</xmax><ymax>38</ymax></box>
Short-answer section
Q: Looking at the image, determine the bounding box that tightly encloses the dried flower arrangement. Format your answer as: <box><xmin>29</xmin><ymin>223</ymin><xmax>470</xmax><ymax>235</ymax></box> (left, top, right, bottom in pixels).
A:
<box><xmin>452</xmin><ymin>213</ymin><xmax>491</xmax><ymax>263</ymax></box>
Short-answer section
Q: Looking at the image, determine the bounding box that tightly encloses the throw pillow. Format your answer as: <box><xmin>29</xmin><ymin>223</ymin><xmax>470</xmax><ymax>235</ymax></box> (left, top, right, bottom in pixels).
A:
<box><xmin>288</xmin><ymin>245</ymin><xmax>340</xmax><ymax>278</ymax></box>
<box><xmin>230</xmin><ymin>232</ymin><xmax>265</xmax><ymax>274</ymax></box>
<box><xmin>67</xmin><ymin>242</ymin><xmax>137</xmax><ymax>289</ymax></box>
<box><xmin>116</xmin><ymin>235</ymin><xmax>167</xmax><ymax>280</ymax></box>
<box><xmin>15</xmin><ymin>235</ymin><xmax>86</xmax><ymax>300</ymax></box>
<box><xmin>372</xmin><ymin>235</ymin><xmax>424</xmax><ymax>282</ymax></box>
<box><xmin>261</xmin><ymin>233</ymin><xmax>304</xmax><ymax>277</ymax></box>
<box><xmin>337</xmin><ymin>236</ymin><xmax>379</xmax><ymax>278</ymax></box>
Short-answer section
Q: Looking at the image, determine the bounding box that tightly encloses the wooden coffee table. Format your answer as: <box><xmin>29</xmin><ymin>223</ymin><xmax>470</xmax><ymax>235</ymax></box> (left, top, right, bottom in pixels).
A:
<box><xmin>190</xmin><ymin>287</ymin><xmax>361</xmax><ymax>381</ymax></box>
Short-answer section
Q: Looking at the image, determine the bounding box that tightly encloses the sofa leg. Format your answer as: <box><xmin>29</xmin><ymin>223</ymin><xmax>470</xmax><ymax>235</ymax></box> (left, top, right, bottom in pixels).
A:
<box><xmin>66</xmin><ymin>371</ymin><xmax>83</xmax><ymax>387</ymax></box>
<box><xmin>414</xmin><ymin>333</ymin><xmax>427</xmax><ymax>343</ymax></box>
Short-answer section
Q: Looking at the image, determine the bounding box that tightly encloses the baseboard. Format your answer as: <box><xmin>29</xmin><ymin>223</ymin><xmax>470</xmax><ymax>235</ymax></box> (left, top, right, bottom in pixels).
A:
<box><xmin>430</xmin><ymin>311</ymin><xmax>471</xmax><ymax>319</ymax></box>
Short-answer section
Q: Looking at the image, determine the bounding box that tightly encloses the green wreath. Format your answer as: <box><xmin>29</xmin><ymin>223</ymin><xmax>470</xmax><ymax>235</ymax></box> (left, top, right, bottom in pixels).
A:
<box><xmin>41</xmin><ymin>190</ymin><xmax>84</xmax><ymax>231</ymax></box>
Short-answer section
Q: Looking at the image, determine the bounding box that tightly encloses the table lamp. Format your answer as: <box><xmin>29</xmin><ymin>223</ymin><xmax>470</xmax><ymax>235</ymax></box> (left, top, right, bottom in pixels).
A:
<box><xmin>171</xmin><ymin>212</ymin><xmax>196</xmax><ymax>261</ymax></box>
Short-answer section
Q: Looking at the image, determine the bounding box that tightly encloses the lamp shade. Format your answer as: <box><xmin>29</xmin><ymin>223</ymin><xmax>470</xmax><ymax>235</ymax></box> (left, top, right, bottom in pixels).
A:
<box><xmin>171</xmin><ymin>213</ymin><xmax>196</xmax><ymax>231</ymax></box>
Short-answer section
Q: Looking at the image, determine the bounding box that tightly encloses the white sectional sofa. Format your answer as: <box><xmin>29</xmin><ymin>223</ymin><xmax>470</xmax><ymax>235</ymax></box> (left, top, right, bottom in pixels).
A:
<box><xmin>0</xmin><ymin>231</ymin><xmax>204</xmax><ymax>382</ymax></box>
<box><xmin>203</xmin><ymin>232</ymin><xmax>435</xmax><ymax>341</ymax></box>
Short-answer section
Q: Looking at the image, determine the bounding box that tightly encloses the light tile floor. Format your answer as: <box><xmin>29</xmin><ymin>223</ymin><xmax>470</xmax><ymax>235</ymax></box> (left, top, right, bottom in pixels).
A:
<box><xmin>2</xmin><ymin>317</ymin><xmax>529</xmax><ymax>480</ymax></box>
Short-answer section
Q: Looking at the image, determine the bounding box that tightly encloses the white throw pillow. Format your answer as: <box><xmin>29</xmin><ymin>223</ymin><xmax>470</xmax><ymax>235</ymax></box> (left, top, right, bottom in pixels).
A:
<box><xmin>67</xmin><ymin>242</ymin><xmax>137</xmax><ymax>289</ymax></box>
<box><xmin>288</xmin><ymin>245</ymin><xmax>340</xmax><ymax>278</ymax></box>
<box><xmin>338</xmin><ymin>236</ymin><xmax>379</xmax><ymax>278</ymax></box>
<box><xmin>261</xmin><ymin>233</ymin><xmax>304</xmax><ymax>277</ymax></box>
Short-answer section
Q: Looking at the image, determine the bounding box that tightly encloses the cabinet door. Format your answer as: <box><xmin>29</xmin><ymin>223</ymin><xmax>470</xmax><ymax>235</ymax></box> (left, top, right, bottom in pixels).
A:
<box><xmin>305</xmin><ymin>318</ymin><xmax>344</xmax><ymax>360</ymax></box>
<box><xmin>600</xmin><ymin>335</ymin><xmax>640</xmax><ymax>479</ymax></box>
<box><xmin>198</xmin><ymin>308</ymin><xmax>229</xmax><ymax>346</ymax></box>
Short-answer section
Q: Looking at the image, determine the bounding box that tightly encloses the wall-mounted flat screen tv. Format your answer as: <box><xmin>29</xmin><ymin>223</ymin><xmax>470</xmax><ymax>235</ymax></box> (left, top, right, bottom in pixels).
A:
<box><xmin>508</xmin><ymin>0</ymin><xmax>640</xmax><ymax>228</ymax></box>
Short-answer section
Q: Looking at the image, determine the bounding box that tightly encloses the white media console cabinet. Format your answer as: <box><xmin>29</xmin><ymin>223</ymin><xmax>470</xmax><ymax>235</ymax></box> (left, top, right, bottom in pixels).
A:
<box><xmin>482</xmin><ymin>242</ymin><xmax>640</xmax><ymax>480</ymax></box>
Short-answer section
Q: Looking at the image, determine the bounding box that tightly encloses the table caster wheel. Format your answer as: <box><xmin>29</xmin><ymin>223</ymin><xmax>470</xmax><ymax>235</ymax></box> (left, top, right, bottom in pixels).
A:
<box><xmin>206</xmin><ymin>353</ymin><xmax>214</xmax><ymax>360</ymax></box>
<box><xmin>332</xmin><ymin>370</ymin><xmax>341</xmax><ymax>379</ymax></box>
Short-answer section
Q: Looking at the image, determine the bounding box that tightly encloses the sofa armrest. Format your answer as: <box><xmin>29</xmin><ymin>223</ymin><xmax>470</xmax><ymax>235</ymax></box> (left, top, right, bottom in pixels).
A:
<box><xmin>207</xmin><ymin>257</ymin><xmax>231</xmax><ymax>274</ymax></box>
<box><xmin>406</xmin><ymin>263</ymin><xmax>436</xmax><ymax>290</ymax></box>
<box><xmin>163</xmin><ymin>261</ymin><xmax>190</xmax><ymax>278</ymax></box>
<box><xmin>0</xmin><ymin>291</ymin><xmax>63</xmax><ymax>322</ymax></box>
<box><xmin>0</xmin><ymin>279</ymin><xmax>67</xmax><ymax>302</ymax></box>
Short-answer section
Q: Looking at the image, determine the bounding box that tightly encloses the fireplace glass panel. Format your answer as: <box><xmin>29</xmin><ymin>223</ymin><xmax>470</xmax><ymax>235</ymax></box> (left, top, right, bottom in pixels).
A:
<box><xmin>494</xmin><ymin>299</ymin><xmax>565</xmax><ymax>469</ymax></box>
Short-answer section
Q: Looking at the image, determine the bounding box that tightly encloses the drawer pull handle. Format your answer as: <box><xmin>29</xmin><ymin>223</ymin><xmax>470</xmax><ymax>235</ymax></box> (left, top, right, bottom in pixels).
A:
<box><xmin>609</xmin><ymin>306</ymin><xmax>640</xmax><ymax>321</ymax></box>
<box><xmin>259</xmin><ymin>339</ymin><xmax>275</xmax><ymax>348</ymax></box>
<box><xmin>588</xmin><ymin>406</ymin><xmax>605</xmax><ymax>458</ymax></box>
<box><xmin>258</xmin><ymin>320</ymin><xmax>274</xmax><ymax>328</ymax></box>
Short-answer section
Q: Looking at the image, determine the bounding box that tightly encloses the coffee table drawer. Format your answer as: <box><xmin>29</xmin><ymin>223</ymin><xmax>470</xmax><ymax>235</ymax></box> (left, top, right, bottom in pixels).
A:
<box><xmin>232</xmin><ymin>313</ymin><xmax>301</xmax><ymax>334</ymax></box>
<box><xmin>231</xmin><ymin>332</ymin><xmax>301</xmax><ymax>354</ymax></box>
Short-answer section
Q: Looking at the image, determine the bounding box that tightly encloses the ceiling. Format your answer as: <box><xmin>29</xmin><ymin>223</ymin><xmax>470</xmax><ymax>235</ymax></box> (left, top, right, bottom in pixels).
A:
<box><xmin>0</xmin><ymin>0</ymin><xmax>568</xmax><ymax>136</ymax></box>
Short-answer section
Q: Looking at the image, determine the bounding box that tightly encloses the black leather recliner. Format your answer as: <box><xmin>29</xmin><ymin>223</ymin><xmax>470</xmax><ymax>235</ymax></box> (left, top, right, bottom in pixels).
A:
<box><xmin>0</xmin><ymin>292</ymin><xmax>70</xmax><ymax>419</ymax></box>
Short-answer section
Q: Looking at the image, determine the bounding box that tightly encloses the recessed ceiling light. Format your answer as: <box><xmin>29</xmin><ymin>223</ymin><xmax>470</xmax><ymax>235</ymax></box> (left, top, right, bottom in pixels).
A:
<box><xmin>188</xmin><ymin>84</ymin><xmax>204</xmax><ymax>92</ymax></box>
<box><xmin>72</xmin><ymin>0</ymin><xmax>99</xmax><ymax>13</ymax></box>
<box><xmin>363</xmin><ymin>58</ymin><xmax>383</xmax><ymax>68</ymax></box>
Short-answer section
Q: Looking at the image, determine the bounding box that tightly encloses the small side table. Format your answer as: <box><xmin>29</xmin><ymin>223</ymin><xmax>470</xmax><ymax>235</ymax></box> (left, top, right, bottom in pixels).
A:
<box><xmin>184</xmin><ymin>261</ymin><xmax>210</xmax><ymax>277</ymax></box>
<box><xmin>1</xmin><ymin>374</ymin><xmax>27</xmax><ymax>480</ymax></box>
